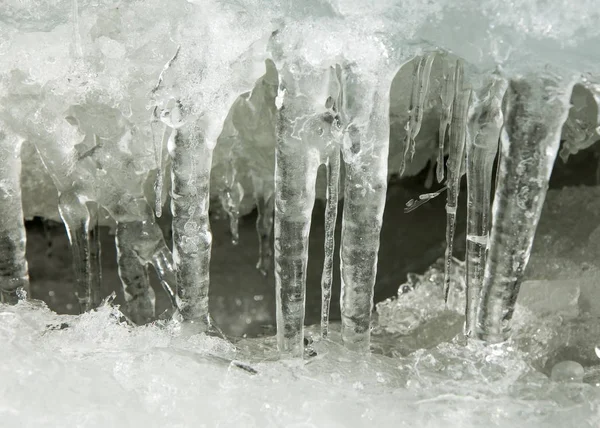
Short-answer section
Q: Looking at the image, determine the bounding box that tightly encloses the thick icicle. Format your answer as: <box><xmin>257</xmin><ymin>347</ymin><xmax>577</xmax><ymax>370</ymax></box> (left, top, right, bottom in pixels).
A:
<box><xmin>399</xmin><ymin>53</ymin><xmax>435</xmax><ymax>175</ymax></box>
<box><xmin>274</xmin><ymin>65</ymin><xmax>339</xmax><ymax>357</ymax></box>
<box><xmin>0</xmin><ymin>128</ymin><xmax>29</xmax><ymax>304</ymax></box>
<box><xmin>338</xmin><ymin>68</ymin><xmax>390</xmax><ymax>352</ymax></box>
<box><xmin>320</xmin><ymin>148</ymin><xmax>340</xmax><ymax>338</ymax></box>
<box><xmin>436</xmin><ymin>59</ymin><xmax>456</xmax><ymax>182</ymax></box>
<box><xmin>251</xmin><ymin>174</ymin><xmax>274</xmax><ymax>276</ymax></box>
<box><xmin>443</xmin><ymin>61</ymin><xmax>470</xmax><ymax>303</ymax></box>
<box><xmin>464</xmin><ymin>76</ymin><xmax>507</xmax><ymax>336</ymax></box>
<box><xmin>58</xmin><ymin>194</ymin><xmax>102</xmax><ymax>312</ymax></box>
<box><xmin>170</xmin><ymin>114</ymin><xmax>214</xmax><ymax>329</ymax></box>
<box><xmin>476</xmin><ymin>75</ymin><xmax>574</xmax><ymax>343</ymax></box>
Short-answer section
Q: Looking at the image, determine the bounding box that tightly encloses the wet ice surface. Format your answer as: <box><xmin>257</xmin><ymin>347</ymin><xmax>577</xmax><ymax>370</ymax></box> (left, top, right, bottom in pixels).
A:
<box><xmin>1</xmin><ymin>291</ymin><xmax>599</xmax><ymax>428</ymax></box>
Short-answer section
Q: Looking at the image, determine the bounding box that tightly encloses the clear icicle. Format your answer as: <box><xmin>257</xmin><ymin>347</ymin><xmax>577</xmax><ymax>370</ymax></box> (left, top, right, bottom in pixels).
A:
<box><xmin>274</xmin><ymin>65</ymin><xmax>339</xmax><ymax>357</ymax></box>
<box><xmin>476</xmin><ymin>75</ymin><xmax>574</xmax><ymax>343</ymax></box>
<box><xmin>464</xmin><ymin>75</ymin><xmax>507</xmax><ymax>336</ymax></box>
<box><xmin>115</xmin><ymin>223</ymin><xmax>155</xmax><ymax>325</ymax></box>
<box><xmin>251</xmin><ymin>174</ymin><xmax>274</xmax><ymax>276</ymax></box>
<box><xmin>443</xmin><ymin>60</ymin><xmax>470</xmax><ymax>303</ymax></box>
<box><xmin>338</xmin><ymin>67</ymin><xmax>390</xmax><ymax>352</ymax></box>
<box><xmin>437</xmin><ymin>59</ymin><xmax>456</xmax><ymax>183</ymax></box>
<box><xmin>274</xmin><ymin>102</ymin><xmax>320</xmax><ymax>357</ymax></box>
<box><xmin>151</xmin><ymin>118</ymin><xmax>171</xmax><ymax>218</ymax></box>
<box><xmin>169</xmin><ymin>113</ymin><xmax>214</xmax><ymax>329</ymax></box>
<box><xmin>58</xmin><ymin>194</ymin><xmax>102</xmax><ymax>312</ymax></box>
<box><xmin>320</xmin><ymin>148</ymin><xmax>340</xmax><ymax>338</ymax></box>
<box><xmin>0</xmin><ymin>128</ymin><xmax>29</xmax><ymax>304</ymax></box>
<box><xmin>114</xmin><ymin>207</ymin><xmax>177</xmax><ymax>324</ymax></box>
<box><xmin>219</xmin><ymin>160</ymin><xmax>244</xmax><ymax>245</ymax></box>
<box><xmin>399</xmin><ymin>54</ymin><xmax>434</xmax><ymax>175</ymax></box>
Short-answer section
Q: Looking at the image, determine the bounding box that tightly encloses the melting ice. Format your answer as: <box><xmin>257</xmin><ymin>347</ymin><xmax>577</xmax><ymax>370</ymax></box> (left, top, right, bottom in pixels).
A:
<box><xmin>1</xmin><ymin>0</ymin><xmax>600</xmax><ymax>426</ymax></box>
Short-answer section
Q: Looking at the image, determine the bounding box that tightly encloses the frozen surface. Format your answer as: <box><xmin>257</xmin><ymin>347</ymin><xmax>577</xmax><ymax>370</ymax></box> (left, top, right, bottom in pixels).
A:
<box><xmin>1</xmin><ymin>291</ymin><xmax>600</xmax><ymax>428</ymax></box>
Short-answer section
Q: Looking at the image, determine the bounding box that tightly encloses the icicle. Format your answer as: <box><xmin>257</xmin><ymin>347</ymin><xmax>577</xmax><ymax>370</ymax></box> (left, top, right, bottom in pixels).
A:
<box><xmin>150</xmin><ymin>246</ymin><xmax>178</xmax><ymax>309</ymax></box>
<box><xmin>436</xmin><ymin>59</ymin><xmax>456</xmax><ymax>183</ymax></box>
<box><xmin>112</xmin><ymin>203</ymin><xmax>177</xmax><ymax>324</ymax></box>
<box><xmin>476</xmin><ymin>75</ymin><xmax>575</xmax><ymax>343</ymax></box>
<box><xmin>58</xmin><ymin>194</ymin><xmax>102</xmax><ymax>312</ymax></box>
<box><xmin>115</xmin><ymin>222</ymin><xmax>155</xmax><ymax>325</ymax></box>
<box><xmin>151</xmin><ymin>47</ymin><xmax>180</xmax><ymax>218</ymax></box>
<box><xmin>399</xmin><ymin>53</ymin><xmax>434</xmax><ymax>175</ymax></box>
<box><xmin>274</xmin><ymin>65</ymin><xmax>339</xmax><ymax>357</ymax></box>
<box><xmin>320</xmin><ymin>147</ymin><xmax>340</xmax><ymax>338</ymax></box>
<box><xmin>274</xmin><ymin>104</ymin><xmax>320</xmax><ymax>356</ymax></box>
<box><xmin>151</xmin><ymin>118</ymin><xmax>171</xmax><ymax>218</ymax></box>
<box><xmin>443</xmin><ymin>60</ymin><xmax>470</xmax><ymax>303</ymax></box>
<box><xmin>71</xmin><ymin>0</ymin><xmax>83</xmax><ymax>59</ymax></box>
<box><xmin>338</xmin><ymin>67</ymin><xmax>390</xmax><ymax>352</ymax></box>
<box><xmin>404</xmin><ymin>185</ymin><xmax>447</xmax><ymax>213</ymax></box>
<box><xmin>251</xmin><ymin>174</ymin><xmax>274</xmax><ymax>276</ymax></box>
<box><xmin>464</xmin><ymin>75</ymin><xmax>507</xmax><ymax>337</ymax></box>
<box><xmin>169</xmin><ymin>108</ymin><xmax>214</xmax><ymax>330</ymax></box>
<box><xmin>219</xmin><ymin>160</ymin><xmax>244</xmax><ymax>245</ymax></box>
<box><xmin>0</xmin><ymin>128</ymin><xmax>30</xmax><ymax>304</ymax></box>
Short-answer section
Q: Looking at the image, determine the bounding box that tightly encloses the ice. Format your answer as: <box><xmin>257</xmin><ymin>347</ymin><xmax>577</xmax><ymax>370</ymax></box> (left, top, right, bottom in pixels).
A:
<box><xmin>3</xmin><ymin>295</ymin><xmax>600</xmax><ymax>428</ymax></box>
<box><xmin>464</xmin><ymin>75</ymin><xmax>507</xmax><ymax>335</ymax></box>
<box><xmin>2</xmin><ymin>0</ymin><xmax>600</xmax><ymax>425</ymax></box>
<box><xmin>475</xmin><ymin>75</ymin><xmax>575</xmax><ymax>343</ymax></box>
<box><xmin>0</xmin><ymin>127</ymin><xmax>29</xmax><ymax>303</ymax></box>
<box><xmin>442</xmin><ymin>60</ymin><xmax>471</xmax><ymax>302</ymax></box>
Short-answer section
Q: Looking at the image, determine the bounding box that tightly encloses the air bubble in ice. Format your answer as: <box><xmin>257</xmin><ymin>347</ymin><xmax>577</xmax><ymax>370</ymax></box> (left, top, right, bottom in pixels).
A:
<box><xmin>550</xmin><ymin>361</ymin><xmax>585</xmax><ymax>383</ymax></box>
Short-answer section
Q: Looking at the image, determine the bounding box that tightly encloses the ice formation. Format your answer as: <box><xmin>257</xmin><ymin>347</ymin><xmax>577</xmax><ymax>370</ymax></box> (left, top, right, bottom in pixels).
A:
<box><xmin>1</xmin><ymin>0</ymin><xmax>600</xmax><ymax>425</ymax></box>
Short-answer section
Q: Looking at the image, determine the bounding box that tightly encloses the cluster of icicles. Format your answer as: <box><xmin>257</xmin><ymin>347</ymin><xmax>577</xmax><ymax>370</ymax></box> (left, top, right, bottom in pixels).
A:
<box><xmin>0</xmin><ymin>46</ymin><xmax>591</xmax><ymax>358</ymax></box>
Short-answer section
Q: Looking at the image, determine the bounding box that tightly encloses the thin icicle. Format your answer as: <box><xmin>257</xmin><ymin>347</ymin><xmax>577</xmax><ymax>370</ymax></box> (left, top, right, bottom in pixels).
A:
<box><xmin>115</xmin><ymin>222</ymin><xmax>155</xmax><ymax>325</ymax></box>
<box><xmin>443</xmin><ymin>60</ymin><xmax>470</xmax><ymax>303</ymax></box>
<box><xmin>71</xmin><ymin>0</ymin><xmax>83</xmax><ymax>59</ymax></box>
<box><xmin>399</xmin><ymin>54</ymin><xmax>434</xmax><ymax>175</ymax></box>
<box><xmin>151</xmin><ymin>47</ymin><xmax>180</xmax><ymax>218</ymax></box>
<box><xmin>436</xmin><ymin>59</ymin><xmax>456</xmax><ymax>183</ymax></box>
<box><xmin>0</xmin><ymin>128</ymin><xmax>29</xmax><ymax>304</ymax></box>
<box><xmin>251</xmin><ymin>174</ymin><xmax>274</xmax><ymax>276</ymax></box>
<box><xmin>151</xmin><ymin>117</ymin><xmax>171</xmax><ymax>218</ymax></box>
<box><xmin>464</xmin><ymin>75</ymin><xmax>507</xmax><ymax>336</ymax></box>
<box><xmin>476</xmin><ymin>75</ymin><xmax>574</xmax><ymax>343</ymax></box>
<box><xmin>320</xmin><ymin>148</ymin><xmax>340</xmax><ymax>338</ymax></box>
<box><xmin>219</xmin><ymin>159</ymin><xmax>244</xmax><ymax>245</ymax></box>
<box><xmin>58</xmin><ymin>193</ymin><xmax>102</xmax><ymax>312</ymax></box>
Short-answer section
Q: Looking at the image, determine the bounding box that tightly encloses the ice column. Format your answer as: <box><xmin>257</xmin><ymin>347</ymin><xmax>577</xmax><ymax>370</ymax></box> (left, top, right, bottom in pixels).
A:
<box><xmin>170</xmin><ymin>112</ymin><xmax>214</xmax><ymax>329</ymax></box>
<box><xmin>338</xmin><ymin>67</ymin><xmax>391</xmax><ymax>352</ymax></box>
<box><xmin>274</xmin><ymin>66</ymin><xmax>339</xmax><ymax>356</ymax></box>
<box><xmin>0</xmin><ymin>128</ymin><xmax>29</xmax><ymax>304</ymax></box>
<box><xmin>443</xmin><ymin>61</ymin><xmax>471</xmax><ymax>302</ymax></box>
<box><xmin>476</xmin><ymin>75</ymin><xmax>574</xmax><ymax>342</ymax></box>
<box><xmin>464</xmin><ymin>76</ymin><xmax>507</xmax><ymax>336</ymax></box>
